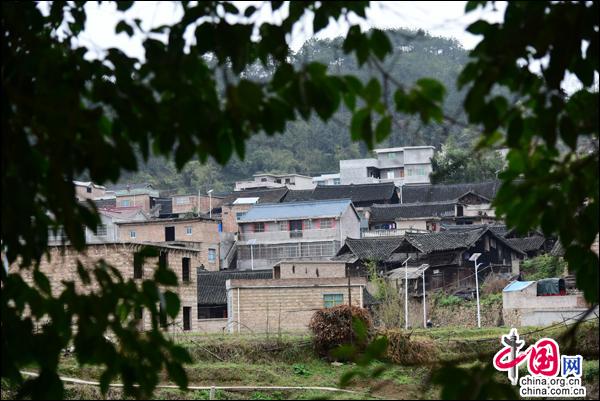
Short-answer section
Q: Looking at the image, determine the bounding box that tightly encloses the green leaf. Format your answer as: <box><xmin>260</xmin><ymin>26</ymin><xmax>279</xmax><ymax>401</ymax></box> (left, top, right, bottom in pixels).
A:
<box><xmin>363</xmin><ymin>78</ymin><xmax>381</xmax><ymax>105</ymax></box>
<box><xmin>370</xmin><ymin>29</ymin><xmax>392</xmax><ymax>60</ymax></box>
<box><xmin>375</xmin><ymin>115</ymin><xmax>391</xmax><ymax>142</ymax></box>
<box><xmin>163</xmin><ymin>291</ymin><xmax>180</xmax><ymax>319</ymax></box>
<box><xmin>116</xmin><ymin>1</ymin><xmax>134</xmax><ymax>12</ymax></box>
<box><xmin>416</xmin><ymin>78</ymin><xmax>446</xmax><ymax>102</ymax></box>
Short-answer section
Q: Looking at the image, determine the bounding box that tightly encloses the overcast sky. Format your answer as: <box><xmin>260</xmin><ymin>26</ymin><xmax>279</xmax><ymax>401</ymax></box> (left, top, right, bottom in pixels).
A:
<box><xmin>73</xmin><ymin>1</ymin><xmax>506</xmax><ymax>61</ymax></box>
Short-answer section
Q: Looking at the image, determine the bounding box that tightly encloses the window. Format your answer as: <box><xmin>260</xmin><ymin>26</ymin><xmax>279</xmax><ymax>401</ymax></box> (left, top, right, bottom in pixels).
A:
<box><xmin>285</xmin><ymin>178</ymin><xmax>291</xmax><ymax>184</ymax></box>
<box><xmin>208</xmin><ymin>249</ymin><xmax>216</xmax><ymax>263</ymax></box>
<box><xmin>185</xmin><ymin>226</ymin><xmax>192</xmax><ymax>236</ymax></box>
<box><xmin>333</xmin><ymin>178</ymin><xmax>341</xmax><ymax>185</ymax></box>
<box><xmin>254</xmin><ymin>222</ymin><xmax>265</xmax><ymax>232</ymax></box>
<box><xmin>86</xmin><ymin>187</ymin><xmax>92</xmax><ymax>193</ymax></box>
<box><xmin>386</xmin><ymin>170</ymin><xmax>395</xmax><ymax>179</ymax></box>
<box><xmin>323</xmin><ymin>294</ymin><xmax>344</xmax><ymax>308</ymax></box>
<box><xmin>182</xmin><ymin>258</ymin><xmax>190</xmax><ymax>282</ymax></box>
<box><xmin>95</xmin><ymin>224</ymin><xmax>107</xmax><ymax>236</ymax></box>
<box><xmin>278</xmin><ymin>221</ymin><xmax>288</xmax><ymax>231</ymax></box>
<box><xmin>387</xmin><ymin>152</ymin><xmax>396</xmax><ymax>159</ymax></box>
<box><xmin>183</xmin><ymin>307</ymin><xmax>191</xmax><ymax>331</ymax></box>
<box><xmin>134</xmin><ymin>259</ymin><xmax>143</xmax><ymax>279</ymax></box>
<box><xmin>320</xmin><ymin>218</ymin><xmax>333</xmax><ymax>229</ymax></box>
<box><xmin>275</xmin><ymin>179</ymin><xmax>281</xmax><ymax>184</ymax></box>
<box><xmin>121</xmin><ymin>199</ymin><xmax>131</xmax><ymax>207</ymax></box>
<box><xmin>305</xmin><ymin>220</ymin><xmax>313</xmax><ymax>230</ymax></box>
<box><xmin>130</xmin><ymin>230</ymin><xmax>137</xmax><ymax>239</ymax></box>
<box><xmin>236</xmin><ymin>212</ymin><xmax>246</xmax><ymax>221</ymax></box>
<box><xmin>261</xmin><ymin>178</ymin><xmax>267</xmax><ymax>182</ymax></box>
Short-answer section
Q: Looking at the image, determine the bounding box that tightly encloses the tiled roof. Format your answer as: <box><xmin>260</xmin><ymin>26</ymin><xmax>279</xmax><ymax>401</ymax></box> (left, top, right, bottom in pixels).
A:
<box><xmin>370</xmin><ymin>201</ymin><xmax>455</xmax><ymax>222</ymax></box>
<box><xmin>197</xmin><ymin>270</ymin><xmax>272</xmax><ymax>305</ymax></box>
<box><xmin>237</xmin><ymin>199</ymin><xmax>354</xmax><ymax>222</ymax></box>
<box><xmin>401</xmin><ymin>181</ymin><xmax>500</xmax><ymax>203</ymax></box>
<box><xmin>336</xmin><ymin>237</ymin><xmax>406</xmax><ymax>262</ymax></box>
<box><xmin>440</xmin><ymin>223</ymin><xmax>508</xmax><ymax>237</ymax></box>
<box><xmin>404</xmin><ymin>228</ymin><xmax>487</xmax><ymax>253</ymax></box>
<box><xmin>283</xmin><ymin>183</ymin><xmax>398</xmax><ymax>206</ymax></box>
<box><xmin>283</xmin><ymin>190</ymin><xmax>315</xmax><ymax>202</ymax></box>
<box><xmin>222</xmin><ymin>187</ymin><xmax>289</xmax><ymax>206</ymax></box>
<box><xmin>505</xmin><ymin>236</ymin><xmax>547</xmax><ymax>252</ymax></box>
<box><xmin>550</xmin><ymin>241</ymin><xmax>565</xmax><ymax>257</ymax></box>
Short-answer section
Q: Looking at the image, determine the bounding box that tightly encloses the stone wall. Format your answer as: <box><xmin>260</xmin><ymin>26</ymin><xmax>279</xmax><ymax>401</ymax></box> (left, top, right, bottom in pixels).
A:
<box><xmin>17</xmin><ymin>243</ymin><xmax>201</xmax><ymax>332</ymax></box>
<box><xmin>227</xmin><ymin>277</ymin><xmax>366</xmax><ymax>333</ymax></box>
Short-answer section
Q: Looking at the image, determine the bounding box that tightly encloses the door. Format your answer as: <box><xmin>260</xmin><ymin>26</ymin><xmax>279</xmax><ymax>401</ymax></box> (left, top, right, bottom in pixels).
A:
<box><xmin>183</xmin><ymin>306</ymin><xmax>191</xmax><ymax>331</ymax></box>
<box><xmin>165</xmin><ymin>226</ymin><xmax>175</xmax><ymax>241</ymax></box>
<box><xmin>289</xmin><ymin>220</ymin><xmax>303</xmax><ymax>238</ymax></box>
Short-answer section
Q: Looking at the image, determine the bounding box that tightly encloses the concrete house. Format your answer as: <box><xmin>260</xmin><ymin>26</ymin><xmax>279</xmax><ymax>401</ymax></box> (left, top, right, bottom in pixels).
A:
<box><xmin>235</xmin><ymin>199</ymin><xmax>361</xmax><ymax>270</ymax></box>
<box><xmin>339</xmin><ymin>146</ymin><xmax>435</xmax><ymax>186</ymax></box>
<box><xmin>220</xmin><ymin>187</ymin><xmax>289</xmax><ymax>234</ymax></box>
<box><xmin>312</xmin><ymin>173</ymin><xmax>341</xmax><ymax>186</ymax></box>
<box><xmin>235</xmin><ymin>173</ymin><xmax>315</xmax><ymax>191</ymax></box>
<box><xmin>73</xmin><ymin>180</ymin><xmax>107</xmax><ymax>201</ymax></box>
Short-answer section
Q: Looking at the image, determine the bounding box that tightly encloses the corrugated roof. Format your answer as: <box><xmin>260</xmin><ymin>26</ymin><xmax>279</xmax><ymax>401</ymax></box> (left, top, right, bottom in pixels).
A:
<box><xmin>197</xmin><ymin>269</ymin><xmax>272</xmax><ymax>305</ymax></box>
<box><xmin>238</xmin><ymin>199</ymin><xmax>353</xmax><ymax>222</ymax></box>
<box><xmin>370</xmin><ymin>201</ymin><xmax>456</xmax><ymax>222</ymax></box>
<box><xmin>503</xmin><ymin>281</ymin><xmax>535</xmax><ymax>292</ymax></box>
<box><xmin>401</xmin><ymin>181</ymin><xmax>500</xmax><ymax>203</ymax></box>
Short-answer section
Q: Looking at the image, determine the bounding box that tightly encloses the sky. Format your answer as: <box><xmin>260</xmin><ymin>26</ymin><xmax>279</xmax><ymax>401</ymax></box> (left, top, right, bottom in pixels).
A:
<box><xmin>71</xmin><ymin>1</ymin><xmax>507</xmax><ymax>61</ymax></box>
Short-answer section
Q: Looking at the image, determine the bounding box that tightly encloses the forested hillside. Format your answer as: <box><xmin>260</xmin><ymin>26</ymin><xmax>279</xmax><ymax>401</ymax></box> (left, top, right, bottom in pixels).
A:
<box><xmin>117</xmin><ymin>29</ymin><xmax>485</xmax><ymax>194</ymax></box>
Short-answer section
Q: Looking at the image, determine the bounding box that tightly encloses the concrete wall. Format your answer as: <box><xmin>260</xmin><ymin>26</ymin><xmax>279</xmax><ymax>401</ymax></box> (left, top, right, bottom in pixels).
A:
<box><xmin>276</xmin><ymin>261</ymin><xmax>347</xmax><ymax>279</ymax></box>
<box><xmin>195</xmin><ymin>318</ymin><xmax>229</xmax><ymax>334</ymax></box>
<box><xmin>227</xmin><ymin>277</ymin><xmax>366</xmax><ymax>333</ymax></box>
<box><xmin>340</xmin><ymin>207</ymin><xmax>361</xmax><ymax>243</ymax></box>
<box><xmin>75</xmin><ymin>185</ymin><xmax>106</xmax><ymax>201</ymax></box>
<box><xmin>396</xmin><ymin>219</ymin><xmax>428</xmax><ymax>231</ymax></box>
<box><xmin>18</xmin><ymin>243</ymin><xmax>201</xmax><ymax>333</ymax></box>
<box><xmin>339</xmin><ymin>158</ymin><xmax>378</xmax><ymax>184</ymax></box>
<box><xmin>403</xmin><ymin>147</ymin><xmax>434</xmax><ymax>164</ymax></box>
<box><xmin>502</xmin><ymin>282</ymin><xmax>592</xmax><ymax>326</ymax></box>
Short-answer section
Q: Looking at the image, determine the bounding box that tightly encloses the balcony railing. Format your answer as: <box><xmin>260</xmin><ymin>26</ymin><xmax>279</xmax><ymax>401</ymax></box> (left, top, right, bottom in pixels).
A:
<box><xmin>361</xmin><ymin>228</ymin><xmax>429</xmax><ymax>238</ymax></box>
<box><xmin>238</xmin><ymin>228</ymin><xmax>337</xmax><ymax>243</ymax></box>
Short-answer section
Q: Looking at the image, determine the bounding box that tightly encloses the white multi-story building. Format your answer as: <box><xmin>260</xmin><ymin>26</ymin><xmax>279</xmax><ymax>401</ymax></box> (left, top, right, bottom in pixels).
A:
<box><xmin>312</xmin><ymin>173</ymin><xmax>341</xmax><ymax>186</ymax></box>
<box><xmin>339</xmin><ymin>146</ymin><xmax>435</xmax><ymax>186</ymax></box>
<box><xmin>234</xmin><ymin>173</ymin><xmax>316</xmax><ymax>191</ymax></box>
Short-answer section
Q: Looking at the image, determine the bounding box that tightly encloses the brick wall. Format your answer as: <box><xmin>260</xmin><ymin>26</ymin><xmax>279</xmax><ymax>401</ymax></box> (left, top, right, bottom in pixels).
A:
<box><xmin>115</xmin><ymin>218</ymin><xmax>220</xmax><ymax>271</ymax></box>
<box><xmin>116</xmin><ymin>194</ymin><xmax>151</xmax><ymax>211</ymax></box>
<box><xmin>221</xmin><ymin>204</ymin><xmax>252</xmax><ymax>233</ymax></box>
<box><xmin>227</xmin><ymin>277</ymin><xmax>366</xmax><ymax>333</ymax></box>
<box><xmin>17</xmin><ymin>243</ymin><xmax>201</xmax><ymax>333</ymax></box>
<box><xmin>75</xmin><ymin>185</ymin><xmax>106</xmax><ymax>201</ymax></box>
<box><xmin>275</xmin><ymin>261</ymin><xmax>347</xmax><ymax>279</ymax></box>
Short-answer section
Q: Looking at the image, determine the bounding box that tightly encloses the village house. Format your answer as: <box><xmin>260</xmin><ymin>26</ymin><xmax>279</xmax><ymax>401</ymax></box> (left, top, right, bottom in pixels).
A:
<box><xmin>170</xmin><ymin>193</ymin><xmax>224</xmax><ymax>216</ymax></box>
<box><xmin>334</xmin><ymin>226</ymin><xmax>526</xmax><ymax>293</ymax></box>
<box><xmin>73</xmin><ymin>180</ymin><xmax>107</xmax><ymax>201</ymax></box>
<box><xmin>235</xmin><ymin>199</ymin><xmax>361</xmax><ymax>270</ymax></box>
<box><xmin>107</xmin><ymin>183</ymin><xmax>161</xmax><ymax>212</ymax></box>
<box><xmin>220</xmin><ymin>187</ymin><xmax>289</xmax><ymax>234</ymax></box>
<box><xmin>339</xmin><ymin>146</ymin><xmax>435</xmax><ymax>186</ymax></box>
<box><xmin>284</xmin><ymin>182</ymin><xmax>399</xmax><ymax>232</ymax></box>
<box><xmin>18</xmin><ymin>242</ymin><xmax>205</xmax><ymax>332</ymax></box>
<box><xmin>311</xmin><ymin>173</ymin><xmax>341</xmax><ymax>186</ymax></box>
<box><xmin>234</xmin><ymin>173</ymin><xmax>315</xmax><ymax>191</ymax></box>
<box><xmin>502</xmin><ymin>280</ymin><xmax>597</xmax><ymax>327</ymax></box>
<box><xmin>115</xmin><ymin>216</ymin><xmax>221</xmax><ymax>271</ymax></box>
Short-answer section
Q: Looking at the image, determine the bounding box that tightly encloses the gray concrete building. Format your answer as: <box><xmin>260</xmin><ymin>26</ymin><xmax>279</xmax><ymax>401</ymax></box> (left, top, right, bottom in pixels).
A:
<box><xmin>339</xmin><ymin>146</ymin><xmax>435</xmax><ymax>186</ymax></box>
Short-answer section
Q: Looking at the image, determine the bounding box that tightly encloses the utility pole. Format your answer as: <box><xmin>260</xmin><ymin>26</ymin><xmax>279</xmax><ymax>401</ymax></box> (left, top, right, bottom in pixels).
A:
<box><xmin>207</xmin><ymin>189</ymin><xmax>213</xmax><ymax>219</ymax></box>
<box><xmin>469</xmin><ymin>253</ymin><xmax>483</xmax><ymax>328</ymax></box>
<box><xmin>422</xmin><ymin>264</ymin><xmax>429</xmax><ymax>328</ymax></box>
<box><xmin>403</xmin><ymin>256</ymin><xmax>411</xmax><ymax>330</ymax></box>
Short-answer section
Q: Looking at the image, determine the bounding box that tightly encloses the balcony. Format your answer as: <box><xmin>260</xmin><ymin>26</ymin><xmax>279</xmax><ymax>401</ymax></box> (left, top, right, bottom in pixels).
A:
<box><xmin>238</xmin><ymin>228</ymin><xmax>338</xmax><ymax>243</ymax></box>
<box><xmin>361</xmin><ymin>228</ymin><xmax>429</xmax><ymax>238</ymax></box>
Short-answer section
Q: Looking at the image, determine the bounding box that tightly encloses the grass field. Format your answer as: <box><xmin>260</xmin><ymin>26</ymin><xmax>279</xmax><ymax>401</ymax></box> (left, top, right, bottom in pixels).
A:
<box><xmin>2</xmin><ymin>322</ymin><xmax>598</xmax><ymax>400</ymax></box>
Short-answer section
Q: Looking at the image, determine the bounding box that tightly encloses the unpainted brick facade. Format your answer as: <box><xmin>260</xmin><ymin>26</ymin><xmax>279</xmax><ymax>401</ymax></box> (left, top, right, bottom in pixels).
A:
<box><xmin>115</xmin><ymin>218</ymin><xmax>220</xmax><ymax>271</ymax></box>
<box><xmin>17</xmin><ymin>243</ymin><xmax>201</xmax><ymax>333</ymax></box>
<box><xmin>221</xmin><ymin>204</ymin><xmax>253</xmax><ymax>233</ymax></box>
<box><xmin>274</xmin><ymin>261</ymin><xmax>347</xmax><ymax>279</ymax></box>
<box><xmin>116</xmin><ymin>194</ymin><xmax>152</xmax><ymax>211</ymax></box>
<box><xmin>75</xmin><ymin>184</ymin><xmax>106</xmax><ymax>201</ymax></box>
<box><xmin>227</xmin><ymin>277</ymin><xmax>366</xmax><ymax>333</ymax></box>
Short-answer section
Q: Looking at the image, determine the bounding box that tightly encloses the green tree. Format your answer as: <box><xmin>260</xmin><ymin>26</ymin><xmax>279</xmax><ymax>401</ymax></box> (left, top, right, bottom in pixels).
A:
<box><xmin>430</xmin><ymin>136</ymin><xmax>505</xmax><ymax>183</ymax></box>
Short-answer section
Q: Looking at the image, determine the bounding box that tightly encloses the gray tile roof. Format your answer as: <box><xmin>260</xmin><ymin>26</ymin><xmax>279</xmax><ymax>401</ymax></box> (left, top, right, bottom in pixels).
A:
<box><xmin>237</xmin><ymin>199</ymin><xmax>353</xmax><ymax>222</ymax></box>
<box><xmin>284</xmin><ymin>183</ymin><xmax>398</xmax><ymax>207</ymax></box>
<box><xmin>370</xmin><ymin>201</ymin><xmax>456</xmax><ymax>222</ymax></box>
<box><xmin>440</xmin><ymin>223</ymin><xmax>508</xmax><ymax>237</ymax></box>
<box><xmin>222</xmin><ymin>187</ymin><xmax>289</xmax><ymax>206</ymax></box>
<box><xmin>336</xmin><ymin>237</ymin><xmax>406</xmax><ymax>262</ymax></box>
<box><xmin>283</xmin><ymin>190</ymin><xmax>315</xmax><ymax>202</ymax></box>
<box><xmin>404</xmin><ymin>228</ymin><xmax>487</xmax><ymax>253</ymax></box>
<box><xmin>401</xmin><ymin>181</ymin><xmax>500</xmax><ymax>203</ymax></box>
<box><xmin>505</xmin><ymin>236</ymin><xmax>547</xmax><ymax>253</ymax></box>
<box><xmin>108</xmin><ymin>182</ymin><xmax>155</xmax><ymax>191</ymax></box>
<box><xmin>197</xmin><ymin>270</ymin><xmax>272</xmax><ymax>305</ymax></box>
<box><xmin>550</xmin><ymin>241</ymin><xmax>565</xmax><ymax>257</ymax></box>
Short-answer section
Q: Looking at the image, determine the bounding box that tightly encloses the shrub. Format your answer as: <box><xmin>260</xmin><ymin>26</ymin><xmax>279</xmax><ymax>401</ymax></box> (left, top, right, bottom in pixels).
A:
<box><xmin>381</xmin><ymin>329</ymin><xmax>438</xmax><ymax>365</ymax></box>
<box><xmin>308</xmin><ymin>305</ymin><xmax>372</xmax><ymax>359</ymax></box>
<box><xmin>437</xmin><ymin>294</ymin><xmax>463</xmax><ymax>307</ymax></box>
<box><xmin>520</xmin><ymin>255</ymin><xmax>567</xmax><ymax>281</ymax></box>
